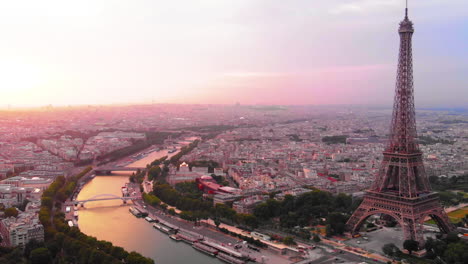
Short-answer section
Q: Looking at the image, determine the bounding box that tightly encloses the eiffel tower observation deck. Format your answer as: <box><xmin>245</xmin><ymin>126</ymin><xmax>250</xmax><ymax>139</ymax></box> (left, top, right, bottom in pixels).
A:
<box><xmin>345</xmin><ymin>3</ymin><xmax>456</xmax><ymax>247</ymax></box>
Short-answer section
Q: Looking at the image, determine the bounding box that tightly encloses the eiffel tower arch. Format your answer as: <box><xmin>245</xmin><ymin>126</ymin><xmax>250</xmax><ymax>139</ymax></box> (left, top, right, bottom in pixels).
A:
<box><xmin>346</xmin><ymin>5</ymin><xmax>456</xmax><ymax>247</ymax></box>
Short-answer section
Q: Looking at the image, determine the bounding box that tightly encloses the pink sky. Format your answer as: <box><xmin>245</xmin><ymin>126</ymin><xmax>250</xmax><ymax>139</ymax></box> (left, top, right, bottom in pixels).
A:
<box><xmin>0</xmin><ymin>0</ymin><xmax>467</xmax><ymax>107</ymax></box>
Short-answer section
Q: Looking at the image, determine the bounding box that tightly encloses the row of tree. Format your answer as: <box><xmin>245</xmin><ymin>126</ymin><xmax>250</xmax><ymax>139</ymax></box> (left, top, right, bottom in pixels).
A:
<box><xmin>253</xmin><ymin>190</ymin><xmax>356</xmax><ymax>236</ymax></box>
<box><xmin>429</xmin><ymin>175</ymin><xmax>468</xmax><ymax>193</ymax></box>
<box><xmin>169</xmin><ymin>140</ymin><xmax>200</xmax><ymax>165</ymax></box>
<box><xmin>97</xmin><ymin>132</ymin><xmax>173</xmax><ymax>164</ymax></box>
<box><xmin>383</xmin><ymin>234</ymin><xmax>468</xmax><ymax>264</ymax></box>
<box><xmin>150</xmin><ymin>181</ymin><xmax>261</xmax><ymax>230</ymax></box>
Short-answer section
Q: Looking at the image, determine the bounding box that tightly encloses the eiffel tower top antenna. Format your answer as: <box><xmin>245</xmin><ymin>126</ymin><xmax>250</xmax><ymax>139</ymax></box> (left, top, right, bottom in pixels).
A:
<box><xmin>405</xmin><ymin>0</ymin><xmax>408</xmax><ymax>18</ymax></box>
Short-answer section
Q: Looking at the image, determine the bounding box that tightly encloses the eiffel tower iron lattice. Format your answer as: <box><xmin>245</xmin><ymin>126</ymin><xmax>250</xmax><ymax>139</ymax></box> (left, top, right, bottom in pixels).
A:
<box><xmin>345</xmin><ymin>6</ymin><xmax>456</xmax><ymax>246</ymax></box>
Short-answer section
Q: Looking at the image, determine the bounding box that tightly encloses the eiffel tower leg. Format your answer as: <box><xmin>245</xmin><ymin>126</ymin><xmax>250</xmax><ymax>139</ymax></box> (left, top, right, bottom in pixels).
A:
<box><xmin>346</xmin><ymin>205</ymin><xmax>368</xmax><ymax>236</ymax></box>
<box><xmin>425</xmin><ymin>207</ymin><xmax>457</xmax><ymax>234</ymax></box>
<box><xmin>402</xmin><ymin>217</ymin><xmax>424</xmax><ymax>248</ymax></box>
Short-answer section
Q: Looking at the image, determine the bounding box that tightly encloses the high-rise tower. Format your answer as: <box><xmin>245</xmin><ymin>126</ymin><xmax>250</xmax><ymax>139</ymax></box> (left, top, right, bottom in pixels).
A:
<box><xmin>345</xmin><ymin>5</ymin><xmax>456</xmax><ymax>246</ymax></box>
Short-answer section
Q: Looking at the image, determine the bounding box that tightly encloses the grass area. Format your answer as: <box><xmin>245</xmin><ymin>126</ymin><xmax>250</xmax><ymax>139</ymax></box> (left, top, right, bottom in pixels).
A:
<box><xmin>449</xmin><ymin>206</ymin><xmax>468</xmax><ymax>219</ymax></box>
<box><xmin>426</xmin><ymin>206</ymin><xmax>468</xmax><ymax>224</ymax></box>
<box><xmin>311</xmin><ymin>225</ymin><xmax>327</xmax><ymax>236</ymax></box>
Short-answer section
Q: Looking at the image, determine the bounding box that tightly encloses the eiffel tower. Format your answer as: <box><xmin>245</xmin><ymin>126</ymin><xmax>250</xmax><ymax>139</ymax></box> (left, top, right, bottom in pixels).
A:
<box><xmin>345</xmin><ymin>4</ymin><xmax>456</xmax><ymax>246</ymax></box>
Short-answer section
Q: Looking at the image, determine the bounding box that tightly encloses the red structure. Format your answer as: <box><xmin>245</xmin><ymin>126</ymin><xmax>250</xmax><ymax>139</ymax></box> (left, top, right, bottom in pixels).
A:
<box><xmin>346</xmin><ymin>5</ymin><xmax>456</xmax><ymax>246</ymax></box>
<box><xmin>196</xmin><ymin>175</ymin><xmax>222</xmax><ymax>194</ymax></box>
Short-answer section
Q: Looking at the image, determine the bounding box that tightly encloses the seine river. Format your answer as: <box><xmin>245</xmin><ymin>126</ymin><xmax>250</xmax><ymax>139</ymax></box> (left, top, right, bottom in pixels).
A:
<box><xmin>76</xmin><ymin>146</ymin><xmax>221</xmax><ymax>264</ymax></box>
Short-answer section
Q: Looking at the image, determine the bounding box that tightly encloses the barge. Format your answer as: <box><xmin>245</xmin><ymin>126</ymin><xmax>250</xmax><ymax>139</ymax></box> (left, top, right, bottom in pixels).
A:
<box><xmin>201</xmin><ymin>241</ymin><xmax>245</xmax><ymax>260</ymax></box>
<box><xmin>145</xmin><ymin>216</ymin><xmax>155</xmax><ymax>222</ymax></box>
<box><xmin>129</xmin><ymin>207</ymin><xmax>148</xmax><ymax>217</ymax></box>
<box><xmin>192</xmin><ymin>242</ymin><xmax>218</xmax><ymax>257</ymax></box>
<box><xmin>217</xmin><ymin>252</ymin><xmax>247</xmax><ymax>264</ymax></box>
<box><xmin>169</xmin><ymin>234</ymin><xmax>182</xmax><ymax>241</ymax></box>
<box><xmin>177</xmin><ymin>233</ymin><xmax>200</xmax><ymax>244</ymax></box>
<box><xmin>153</xmin><ymin>223</ymin><xmax>171</xmax><ymax>234</ymax></box>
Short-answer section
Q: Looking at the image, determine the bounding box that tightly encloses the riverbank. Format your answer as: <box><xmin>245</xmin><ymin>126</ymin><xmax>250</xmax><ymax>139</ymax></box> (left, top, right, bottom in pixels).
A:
<box><xmin>76</xmin><ymin>175</ymin><xmax>222</xmax><ymax>264</ymax></box>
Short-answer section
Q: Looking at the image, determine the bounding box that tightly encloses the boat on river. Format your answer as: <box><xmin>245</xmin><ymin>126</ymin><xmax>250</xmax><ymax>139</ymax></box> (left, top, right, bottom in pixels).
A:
<box><xmin>177</xmin><ymin>233</ymin><xmax>200</xmax><ymax>244</ymax></box>
<box><xmin>153</xmin><ymin>223</ymin><xmax>171</xmax><ymax>234</ymax></box>
<box><xmin>217</xmin><ymin>252</ymin><xmax>247</xmax><ymax>264</ymax></box>
<box><xmin>129</xmin><ymin>207</ymin><xmax>148</xmax><ymax>217</ymax></box>
<box><xmin>145</xmin><ymin>216</ymin><xmax>155</xmax><ymax>222</ymax></box>
<box><xmin>169</xmin><ymin>234</ymin><xmax>182</xmax><ymax>241</ymax></box>
<box><xmin>192</xmin><ymin>242</ymin><xmax>218</xmax><ymax>256</ymax></box>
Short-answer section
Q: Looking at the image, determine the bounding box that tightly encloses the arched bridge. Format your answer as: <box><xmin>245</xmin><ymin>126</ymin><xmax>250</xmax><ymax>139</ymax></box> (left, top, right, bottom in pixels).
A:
<box><xmin>93</xmin><ymin>166</ymin><xmax>145</xmax><ymax>174</ymax></box>
<box><xmin>69</xmin><ymin>193</ymin><xmax>141</xmax><ymax>206</ymax></box>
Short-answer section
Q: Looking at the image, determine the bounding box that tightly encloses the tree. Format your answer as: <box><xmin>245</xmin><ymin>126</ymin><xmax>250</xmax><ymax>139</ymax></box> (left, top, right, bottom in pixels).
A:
<box><xmin>425</xmin><ymin>237</ymin><xmax>447</xmax><ymax>259</ymax></box>
<box><xmin>126</xmin><ymin>251</ymin><xmax>155</xmax><ymax>264</ymax></box>
<box><xmin>253</xmin><ymin>203</ymin><xmax>271</xmax><ymax>220</ymax></box>
<box><xmin>214</xmin><ymin>218</ymin><xmax>221</xmax><ymax>228</ymax></box>
<box><xmin>403</xmin><ymin>239</ymin><xmax>419</xmax><ymax>255</ymax></box>
<box><xmin>326</xmin><ymin>213</ymin><xmax>347</xmax><ymax>235</ymax></box>
<box><xmin>325</xmin><ymin>224</ymin><xmax>332</xmax><ymax>237</ymax></box>
<box><xmin>214</xmin><ymin>204</ymin><xmax>236</xmax><ymax>221</ymax></box>
<box><xmin>29</xmin><ymin>247</ymin><xmax>52</xmax><ymax>264</ymax></box>
<box><xmin>443</xmin><ymin>242</ymin><xmax>468</xmax><ymax>264</ymax></box>
<box><xmin>24</xmin><ymin>239</ymin><xmax>44</xmax><ymax>259</ymax></box>
<box><xmin>382</xmin><ymin>243</ymin><xmax>400</xmax><ymax>257</ymax></box>
<box><xmin>237</xmin><ymin>214</ymin><xmax>258</xmax><ymax>229</ymax></box>
<box><xmin>283</xmin><ymin>236</ymin><xmax>296</xmax><ymax>246</ymax></box>
<box><xmin>4</xmin><ymin>207</ymin><xmax>19</xmax><ymax>218</ymax></box>
<box><xmin>445</xmin><ymin>232</ymin><xmax>460</xmax><ymax>244</ymax></box>
<box><xmin>335</xmin><ymin>193</ymin><xmax>352</xmax><ymax>209</ymax></box>
<box><xmin>313</xmin><ymin>234</ymin><xmax>321</xmax><ymax>243</ymax></box>
<box><xmin>111</xmin><ymin>246</ymin><xmax>129</xmax><ymax>260</ymax></box>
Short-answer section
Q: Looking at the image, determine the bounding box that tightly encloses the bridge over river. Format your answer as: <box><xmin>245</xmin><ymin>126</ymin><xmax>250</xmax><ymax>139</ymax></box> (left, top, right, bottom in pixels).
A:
<box><xmin>67</xmin><ymin>193</ymin><xmax>141</xmax><ymax>206</ymax></box>
<box><xmin>93</xmin><ymin>166</ymin><xmax>146</xmax><ymax>174</ymax></box>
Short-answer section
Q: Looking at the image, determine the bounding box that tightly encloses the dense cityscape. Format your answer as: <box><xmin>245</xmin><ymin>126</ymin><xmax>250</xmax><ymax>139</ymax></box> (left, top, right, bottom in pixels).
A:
<box><xmin>0</xmin><ymin>1</ymin><xmax>467</xmax><ymax>264</ymax></box>
<box><xmin>0</xmin><ymin>103</ymin><xmax>466</xmax><ymax>264</ymax></box>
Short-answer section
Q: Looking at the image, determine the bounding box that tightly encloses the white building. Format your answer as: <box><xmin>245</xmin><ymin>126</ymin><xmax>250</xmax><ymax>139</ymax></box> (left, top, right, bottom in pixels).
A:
<box><xmin>0</xmin><ymin>212</ymin><xmax>44</xmax><ymax>247</ymax></box>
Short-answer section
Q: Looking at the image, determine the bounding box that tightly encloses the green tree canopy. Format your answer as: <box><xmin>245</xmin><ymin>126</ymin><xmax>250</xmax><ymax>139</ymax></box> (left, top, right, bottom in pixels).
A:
<box><xmin>403</xmin><ymin>239</ymin><xmax>419</xmax><ymax>255</ymax></box>
<box><xmin>382</xmin><ymin>243</ymin><xmax>400</xmax><ymax>257</ymax></box>
<box><xmin>29</xmin><ymin>248</ymin><xmax>52</xmax><ymax>264</ymax></box>
<box><xmin>4</xmin><ymin>207</ymin><xmax>19</xmax><ymax>218</ymax></box>
<box><xmin>283</xmin><ymin>236</ymin><xmax>296</xmax><ymax>246</ymax></box>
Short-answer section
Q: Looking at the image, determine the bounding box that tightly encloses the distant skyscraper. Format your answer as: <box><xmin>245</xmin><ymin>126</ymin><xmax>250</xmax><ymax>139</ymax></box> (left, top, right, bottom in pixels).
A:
<box><xmin>345</xmin><ymin>5</ymin><xmax>456</xmax><ymax>246</ymax></box>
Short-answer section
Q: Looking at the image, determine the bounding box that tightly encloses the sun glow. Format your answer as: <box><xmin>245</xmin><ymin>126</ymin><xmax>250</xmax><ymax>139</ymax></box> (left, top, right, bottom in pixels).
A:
<box><xmin>0</xmin><ymin>60</ymin><xmax>43</xmax><ymax>98</ymax></box>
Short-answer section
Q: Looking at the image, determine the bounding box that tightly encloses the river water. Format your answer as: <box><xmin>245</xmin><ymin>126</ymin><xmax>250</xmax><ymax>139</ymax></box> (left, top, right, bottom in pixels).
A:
<box><xmin>76</xmin><ymin>144</ymin><xmax>221</xmax><ymax>264</ymax></box>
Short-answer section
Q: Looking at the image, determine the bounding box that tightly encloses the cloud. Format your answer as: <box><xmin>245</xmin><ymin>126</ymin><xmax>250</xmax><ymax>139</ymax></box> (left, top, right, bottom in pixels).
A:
<box><xmin>329</xmin><ymin>0</ymin><xmax>400</xmax><ymax>15</ymax></box>
<box><xmin>221</xmin><ymin>64</ymin><xmax>390</xmax><ymax>79</ymax></box>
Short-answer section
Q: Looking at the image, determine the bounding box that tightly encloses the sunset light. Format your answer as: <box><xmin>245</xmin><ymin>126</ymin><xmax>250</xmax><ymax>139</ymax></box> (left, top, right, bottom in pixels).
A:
<box><xmin>0</xmin><ymin>60</ymin><xmax>43</xmax><ymax>98</ymax></box>
<box><xmin>0</xmin><ymin>1</ymin><xmax>467</xmax><ymax>264</ymax></box>
<box><xmin>0</xmin><ymin>0</ymin><xmax>466</xmax><ymax>108</ymax></box>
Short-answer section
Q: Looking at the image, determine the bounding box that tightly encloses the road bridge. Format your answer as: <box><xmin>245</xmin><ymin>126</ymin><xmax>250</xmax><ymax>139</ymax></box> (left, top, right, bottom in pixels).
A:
<box><xmin>93</xmin><ymin>166</ymin><xmax>145</xmax><ymax>174</ymax></box>
<box><xmin>68</xmin><ymin>193</ymin><xmax>141</xmax><ymax>207</ymax></box>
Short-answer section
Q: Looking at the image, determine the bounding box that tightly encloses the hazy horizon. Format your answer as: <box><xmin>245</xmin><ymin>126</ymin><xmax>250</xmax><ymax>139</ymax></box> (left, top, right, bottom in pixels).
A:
<box><xmin>1</xmin><ymin>0</ymin><xmax>467</xmax><ymax>107</ymax></box>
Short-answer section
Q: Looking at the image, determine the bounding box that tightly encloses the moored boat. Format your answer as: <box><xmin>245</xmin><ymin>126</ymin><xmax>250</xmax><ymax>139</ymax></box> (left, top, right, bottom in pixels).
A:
<box><xmin>145</xmin><ymin>216</ymin><xmax>155</xmax><ymax>222</ymax></box>
<box><xmin>153</xmin><ymin>223</ymin><xmax>171</xmax><ymax>234</ymax></box>
<box><xmin>177</xmin><ymin>233</ymin><xmax>200</xmax><ymax>244</ymax></box>
<box><xmin>217</xmin><ymin>253</ymin><xmax>247</xmax><ymax>264</ymax></box>
<box><xmin>169</xmin><ymin>234</ymin><xmax>181</xmax><ymax>241</ymax></box>
<box><xmin>192</xmin><ymin>243</ymin><xmax>218</xmax><ymax>256</ymax></box>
